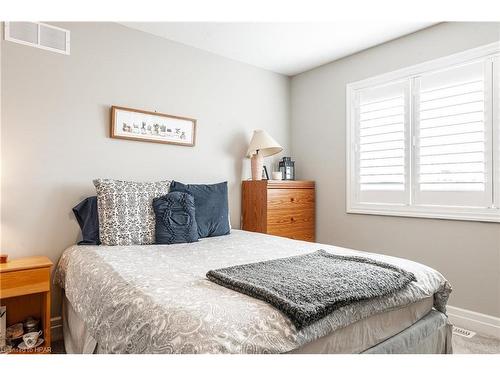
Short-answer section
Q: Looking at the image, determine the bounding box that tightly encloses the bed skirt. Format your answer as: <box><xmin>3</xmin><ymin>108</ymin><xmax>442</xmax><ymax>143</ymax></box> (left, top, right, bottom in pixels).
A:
<box><xmin>62</xmin><ymin>294</ymin><xmax>452</xmax><ymax>354</ymax></box>
<box><xmin>362</xmin><ymin>309</ymin><xmax>452</xmax><ymax>354</ymax></box>
<box><xmin>62</xmin><ymin>293</ymin><xmax>98</xmax><ymax>354</ymax></box>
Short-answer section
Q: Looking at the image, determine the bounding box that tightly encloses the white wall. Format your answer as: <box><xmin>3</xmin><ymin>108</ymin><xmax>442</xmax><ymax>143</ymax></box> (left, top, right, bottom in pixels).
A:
<box><xmin>291</xmin><ymin>22</ymin><xmax>500</xmax><ymax>317</ymax></box>
<box><xmin>1</xmin><ymin>22</ymin><xmax>290</xmax><ymax>316</ymax></box>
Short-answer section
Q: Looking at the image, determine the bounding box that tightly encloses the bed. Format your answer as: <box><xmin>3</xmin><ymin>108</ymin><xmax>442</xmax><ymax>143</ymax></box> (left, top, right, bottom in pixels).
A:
<box><xmin>54</xmin><ymin>229</ymin><xmax>453</xmax><ymax>354</ymax></box>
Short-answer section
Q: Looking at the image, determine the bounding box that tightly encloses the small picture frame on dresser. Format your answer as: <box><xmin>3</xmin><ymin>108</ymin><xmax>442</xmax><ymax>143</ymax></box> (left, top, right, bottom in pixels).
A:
<box><xmin>262</xmin><ymin>166</ymin><xmax>269</xmax><ymax>180</ymax></box>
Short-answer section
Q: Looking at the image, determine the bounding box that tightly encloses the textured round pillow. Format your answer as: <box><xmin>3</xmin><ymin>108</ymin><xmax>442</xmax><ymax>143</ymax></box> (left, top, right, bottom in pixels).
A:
<box><xmin>152</xmin><ymin>192</ymin><xmax>199</xmax><ymax>244</ymax></box>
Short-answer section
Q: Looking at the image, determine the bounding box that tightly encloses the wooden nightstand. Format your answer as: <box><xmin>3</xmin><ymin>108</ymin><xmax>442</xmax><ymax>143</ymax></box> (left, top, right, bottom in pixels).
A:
<box><xmin>242</xmin><ymin>180</ymin><xmax>316</xmax><ymax>242</ymax></box>
<box><xmin>0</xmin><ymin>256</ymin><xmax>53</xmax><ymax>354</ymax></box>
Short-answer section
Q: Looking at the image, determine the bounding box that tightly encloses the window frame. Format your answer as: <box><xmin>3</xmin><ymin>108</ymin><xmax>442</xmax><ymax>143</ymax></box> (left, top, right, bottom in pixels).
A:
<box><xmin>346</xmin><ymin>42</ymin><xmax>500</xmax><ymax>223</ymax></box>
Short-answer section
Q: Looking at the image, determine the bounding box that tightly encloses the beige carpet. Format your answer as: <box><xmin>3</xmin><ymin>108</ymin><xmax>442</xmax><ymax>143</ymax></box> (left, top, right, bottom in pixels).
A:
<box><xmin>452</xmin><ymin>333</ymin><xmax>500</xmax><ymax>354</ymax></box>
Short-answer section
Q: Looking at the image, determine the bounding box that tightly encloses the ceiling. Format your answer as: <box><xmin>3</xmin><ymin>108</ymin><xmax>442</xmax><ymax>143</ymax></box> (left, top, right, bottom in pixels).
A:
<box><xmin>121</xmin><ymin>22</ymin><xmax>436</xmax><ymax>76</ymax></box>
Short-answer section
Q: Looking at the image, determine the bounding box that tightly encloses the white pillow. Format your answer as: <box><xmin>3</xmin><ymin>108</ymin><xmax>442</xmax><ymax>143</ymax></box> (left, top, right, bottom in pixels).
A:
<box><xmin>94</xmin><ymin>179</ymin><xmax>171</xmax><ymax>246</ymax></box>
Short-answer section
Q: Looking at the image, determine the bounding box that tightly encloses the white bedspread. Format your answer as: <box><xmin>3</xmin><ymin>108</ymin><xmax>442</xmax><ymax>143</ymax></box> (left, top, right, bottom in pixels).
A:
<box><xmin>54</xmin><ymin>230</ymin><xmax>451</xmax><ymax>353</ymax></box>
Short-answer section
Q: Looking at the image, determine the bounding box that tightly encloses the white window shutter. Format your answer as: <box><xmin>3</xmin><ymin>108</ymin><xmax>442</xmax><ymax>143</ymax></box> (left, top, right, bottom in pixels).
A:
<box><xmin>414</xmin><ymin>60</ymin><xmax>493</xmax><ymax>208</ymax></box>
<box><xmin>354</xmin><ymin>80</ymin><xmax>410</xmax><ymax>205</ymax></box>
<box><xmin>347</xmin><ymin>43</ymin><xmax>500</xmax><ymax>221</ymax></box>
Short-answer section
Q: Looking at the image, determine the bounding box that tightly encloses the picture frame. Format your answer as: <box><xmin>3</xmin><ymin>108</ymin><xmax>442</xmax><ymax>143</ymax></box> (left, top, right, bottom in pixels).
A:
<box><xmin>110</xmin><ymin>106</ymin><xmax>197</xmax><ymax>147</ymax></box>
<box><xmin>262</xmin><ymin>166</ymin><xmax>269</xmax><ymax>180</ymax></box>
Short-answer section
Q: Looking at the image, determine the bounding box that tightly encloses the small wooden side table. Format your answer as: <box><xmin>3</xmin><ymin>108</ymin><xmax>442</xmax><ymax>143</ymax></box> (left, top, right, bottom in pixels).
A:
<box><xmin>0</xmin><ymin>256</ymin><xmax>53</xmax><ymax>354</ymax></box>
<box><xmin>242</xmin><ymin>180</ymin><xmax>316</xmax><ymax>242</ymax></box>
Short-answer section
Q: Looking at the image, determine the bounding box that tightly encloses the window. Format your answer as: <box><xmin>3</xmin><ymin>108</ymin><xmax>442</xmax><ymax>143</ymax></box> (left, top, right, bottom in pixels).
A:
<box><xmin>346</xmin><ymin>43</ymin><xmax>500</xmax><ymax>222</ymax></box>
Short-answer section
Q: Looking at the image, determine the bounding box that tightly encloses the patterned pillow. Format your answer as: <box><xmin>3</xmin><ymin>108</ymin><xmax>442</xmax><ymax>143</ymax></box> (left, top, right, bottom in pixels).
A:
<box><xmin>93</xmin><ymin>179</ymin><xmax>171</xmax><ymax>246</ymax></box>
<box><xmin>153</xmin><ymin>192</ymin><xmax>199</xmax><ymax>244</ymax></box>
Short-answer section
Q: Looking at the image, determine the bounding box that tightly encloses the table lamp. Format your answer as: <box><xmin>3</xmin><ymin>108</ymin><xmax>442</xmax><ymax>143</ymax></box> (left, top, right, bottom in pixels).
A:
<box><xmin>247</xmin><ymin>130</ymin><xmax>283</xmax><ymax>180</ymax></box>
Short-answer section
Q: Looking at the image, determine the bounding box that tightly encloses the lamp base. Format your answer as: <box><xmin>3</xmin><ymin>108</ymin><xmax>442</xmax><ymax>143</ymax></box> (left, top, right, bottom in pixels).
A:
<box><xmin>250</xmin><ymin>153</ymin><xmax>264</xmax><ymax>180</ymax></box>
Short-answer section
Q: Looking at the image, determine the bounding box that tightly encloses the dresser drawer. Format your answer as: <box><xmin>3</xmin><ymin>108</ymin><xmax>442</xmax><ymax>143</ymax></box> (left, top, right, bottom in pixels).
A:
<box><xmin>267</xmin><ymin>223</ymin><xmax>315</xmax><ymax>241</ymax></box>
<box><xmin>267</xmin><ymin>207</ymin><xmax>315</xmax><ymax>241</ymax></box>
<box><xmin>267</xmin><ymin>188</ymin><xmax>314</xmax><ymax>210</ymax></box>
<box><xmin>0</xmin><ymin>267</ymin><xmax>50</xmax><ymax>299</ymax></box>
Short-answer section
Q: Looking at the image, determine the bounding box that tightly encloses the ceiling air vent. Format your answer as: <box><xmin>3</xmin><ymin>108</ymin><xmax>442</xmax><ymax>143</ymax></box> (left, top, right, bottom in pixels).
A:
<box><xmin>4</xmin><ymin>22</ymin><xmax>70</xmax><ymax>55</ymax></box>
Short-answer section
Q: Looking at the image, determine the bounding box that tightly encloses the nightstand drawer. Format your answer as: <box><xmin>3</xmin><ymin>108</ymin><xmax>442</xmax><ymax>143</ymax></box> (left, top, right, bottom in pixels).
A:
<box><xmin>242</xmin><ymin>180</ymin><xmax>316</xmax><ymax>242</ymax></box>
<box><xmin>267</xmin><ymin>207</ymin><xmax>314</xmax><ymax>226</ymax></box>
<box><xmin>267</xmin><ymin>223</ymin><xmax>315</xmax><ymax>241</ymax></box>
<box><xmin>267</xmin><ymin>208</ymin><xmax>314</xmax><ymax>241</ymax></box>
<box><xmin>267</xmin><ymin>189</ymin><xmax>314</xmax><ymax>210</ymax></box>
<box><xmin>0</xmin><ymin>267</ymin><xmax>50</xmax><ymax>299</ymax></box>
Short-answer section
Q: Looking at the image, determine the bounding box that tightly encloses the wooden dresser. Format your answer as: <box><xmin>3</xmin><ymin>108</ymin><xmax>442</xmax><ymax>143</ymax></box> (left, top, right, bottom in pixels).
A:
<box><xmin>241</xmin><ymin>180</ymin><xmax>315</xmax><ymax>242</ymax></box>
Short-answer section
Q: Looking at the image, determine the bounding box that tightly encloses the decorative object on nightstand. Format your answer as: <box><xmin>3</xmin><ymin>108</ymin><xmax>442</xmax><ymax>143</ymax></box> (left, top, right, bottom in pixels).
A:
<box><xmin>241</xmin><ymin>180</ymin><xmax>315</xmax><ymax>242</ymax></box>
<box><xmin>6</xmin><ymin>322</ymin><xmax>23</xmax><ymax>344</ymax></box>
<box><xmin>0</xmin><ymin>256</ymin><xmax>53</xmax><ymax>354</ymax></box>
<box><xmin>247</xmin><ymin>130</ymin><xmax>283</xmax><ymax>180</ymax></box>
<box><xmin>278</xmin><ymin>157</ymin><xmax>295</xmax><ymax>180</ymax></box>
<box><xmin>262</xmin><ymin>166</ymin><xmax>270</xmax><ymax>180</ymax></box>
<box><xmin>23</xmin><ymin>316</ymin><xmax>40</xmax><ymax>333</ymax></box>
<box><xmin>0</xmin><ymin>254</ymin><xmax>8</xmax><ymax>263</ymax></box>
<box><xmin>271</xmin><ymin>171</ymin><xmax>282</xmax><ymax>180</ymax></box>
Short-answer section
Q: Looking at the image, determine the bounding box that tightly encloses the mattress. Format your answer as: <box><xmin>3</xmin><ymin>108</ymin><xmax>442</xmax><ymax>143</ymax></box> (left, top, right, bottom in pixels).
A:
<box><xmin>55</xmin><ymin>229</ymin><xmax>452</xmax><ymax>354</ymax></box>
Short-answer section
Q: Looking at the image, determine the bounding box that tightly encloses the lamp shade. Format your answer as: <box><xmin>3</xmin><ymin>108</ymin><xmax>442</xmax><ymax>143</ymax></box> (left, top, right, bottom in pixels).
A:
<box><xmin>246</xmin><ymin>129</ymin><xmax>283</xmax><ymax>157</ymax></box>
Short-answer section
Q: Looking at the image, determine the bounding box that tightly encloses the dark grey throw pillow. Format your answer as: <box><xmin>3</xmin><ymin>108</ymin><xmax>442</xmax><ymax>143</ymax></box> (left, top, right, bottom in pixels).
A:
<box><xmin>169</xmin><ymin>181</ymin><xmax>230</xmax><ymax>238</ymax></box>
<box><xmin>153</xmin><ymin>192</ymin><xmax>199</xmax><ymax>244</ymax></box>
<box><xmin>72</xmin><ymin>196</ymin><xmax>100</xmax><ymax>245</ymax></box>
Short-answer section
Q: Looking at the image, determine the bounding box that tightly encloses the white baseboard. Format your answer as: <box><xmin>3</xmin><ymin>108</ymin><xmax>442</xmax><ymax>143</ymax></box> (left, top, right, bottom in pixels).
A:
<box><xmin>447</xmin><ymin>305</ymin><xmax>500</xmax><ymax>339</ymax></box>
<box><xmin>51</xmin><ymin>316</ymin><xmax>63</xmax><ymax>342</ymax></box>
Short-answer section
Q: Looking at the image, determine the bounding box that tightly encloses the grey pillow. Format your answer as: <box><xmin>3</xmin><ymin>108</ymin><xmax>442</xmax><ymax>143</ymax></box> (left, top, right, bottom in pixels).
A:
<box><xmin>93</xmin><ymin>179</ymin><xmax>171</xmax><ymax>246</ymax></box>
<box><xmin>169</xmin><ymin>181</ymin><xmax>230</xmax><ymax>238</ymax></box>
<box><xmin>153</xmin><ymin>192</ymin><xmax>199</xmax><ymax>244</ymax></box>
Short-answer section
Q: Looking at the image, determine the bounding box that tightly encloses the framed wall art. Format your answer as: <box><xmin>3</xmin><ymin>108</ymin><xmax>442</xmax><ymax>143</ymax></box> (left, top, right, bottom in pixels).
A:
<box><xmin>110</xmin><ymin>106</ymin><xmax>197</xmax><ymax>147</ymax></box>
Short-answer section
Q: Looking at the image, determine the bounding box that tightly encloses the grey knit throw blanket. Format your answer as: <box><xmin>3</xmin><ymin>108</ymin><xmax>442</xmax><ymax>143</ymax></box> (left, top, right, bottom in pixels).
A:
<box><xmin>207</xmin><ymin>250</ymin><xmax>416</xmax><ymax>329</ymax></box>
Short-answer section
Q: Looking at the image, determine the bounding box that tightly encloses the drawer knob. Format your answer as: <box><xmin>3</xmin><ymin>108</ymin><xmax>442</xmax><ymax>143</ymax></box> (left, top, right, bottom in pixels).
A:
<box><xmin>290</xmin><ymin>217</ymin><xmax>295</xmax><ymax>222</ymax></box>
<box><xmin>290</xmin><ymin>197</ymin><xmax>294</xmax><ymax>202</ymax></box>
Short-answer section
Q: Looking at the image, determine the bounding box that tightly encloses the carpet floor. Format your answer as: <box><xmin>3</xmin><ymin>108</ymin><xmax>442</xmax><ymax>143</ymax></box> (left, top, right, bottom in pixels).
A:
<box><xmin>452</xmin><ymin>333</ymin><xmax>500</xmax><ymax>354</ymax></box>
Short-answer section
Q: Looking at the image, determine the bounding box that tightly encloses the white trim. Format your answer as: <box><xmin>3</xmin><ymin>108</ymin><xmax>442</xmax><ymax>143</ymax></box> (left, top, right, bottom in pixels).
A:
<box><xmin>447</xmin><ymin>305</ymin><xmax>500</xmax><ymax>339</ymax></box>
<box><xmin>347</xmin><ymin>42</ymin><xmax>500</xmax><ymax>91</ymax></box>
<box><xmin>346</xmin><ymin>42</ymin><xmax>500</xmax><ymax>223</ymax></box>
<box><xmin>346</xmin><ymin>84</ymin><xmax>355</xmax><ymax>212</ymax></box>
<box><xmin>348</xmin><ymin>205</ymin><xmax>500</xmax><ymax>223</ymax></box>
<box><xmin>493</xmin><ymin>56</ymin><xmax>500</xmax><ymax>209</ymax></box>
<box><xmin>51</xmin><ymin>316</ymin><xmax>63</xmax><ymax>342</ymax></box>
